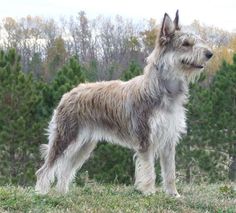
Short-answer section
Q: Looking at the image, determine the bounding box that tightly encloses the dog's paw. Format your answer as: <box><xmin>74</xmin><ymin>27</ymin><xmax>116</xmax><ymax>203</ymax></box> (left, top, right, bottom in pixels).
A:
<box><xmin>165</xmin><ymin>188</ymin><xmax>181</xmax><ymax>198</ymax></box>
<box><xmin>172</xmin><ymin>192</ymin><xmax>181</xmax><ymax>198</ymax></box>
<box><xmin>142</xmin><ymin>188</ymin><xmax>157</xmax><ymax>196</ymax></box>
<box><xmin>166</xmin><ymin>191</ymin><xmax>181</xmax><ymax>198</ymax></box>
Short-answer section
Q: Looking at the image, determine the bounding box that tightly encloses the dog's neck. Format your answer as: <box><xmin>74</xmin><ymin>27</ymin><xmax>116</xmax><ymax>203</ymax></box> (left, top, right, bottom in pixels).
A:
<box><xmin>143</xmin><ymin>62</ymin><xmax>188</xmax><ymax>98</ymax></box>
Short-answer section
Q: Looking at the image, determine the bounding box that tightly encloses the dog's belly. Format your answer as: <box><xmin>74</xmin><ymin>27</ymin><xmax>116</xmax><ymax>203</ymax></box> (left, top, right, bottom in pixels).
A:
<box><xmin>149</xmin><ymin>104</ymin><xmax>187</xmax><ymax>149</ymax></box>
<box><xmin>78</xmin><ymin>127</ymin><xmax>139</xmax><ymax>150</ymax></box>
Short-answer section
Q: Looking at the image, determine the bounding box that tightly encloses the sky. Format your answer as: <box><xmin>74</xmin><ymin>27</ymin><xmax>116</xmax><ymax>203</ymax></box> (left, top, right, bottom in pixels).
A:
<box><xmin>0</xmin><ymin>0</ymin><xmax>235</xmax><ymax>32</ymax></box>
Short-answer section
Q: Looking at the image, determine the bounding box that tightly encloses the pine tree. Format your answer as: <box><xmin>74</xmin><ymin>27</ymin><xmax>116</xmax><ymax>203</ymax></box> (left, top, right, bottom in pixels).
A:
<box><xmin>29</xmin><ymin>52</ymin><xmax>43</xmax><ymax>79</ymax></box>
<box><xmin>50</xmin><ymin>56</ymin><xmax>85</xmax><ymax>106</ymax></box>
<box><xmin>177</xmin><ymin>54</ymin><xmax>236</xmax><ymax>182</ymax></box>
<box><xmin>209</xmin><ymin>56</ymin><xmax>236</xmax><ymax>181</ymax></box>
<box><xmin>0</xmin><ymin>49</ymin><xmax>46</xmax><ymax>185</ymax></box>
<box><xmin>39</xmin><ymin>56</ymin><xmax>86</xmax><ymax>122</ymax></box>
<box><xmin>0</xmin><ymin>53</ymin><xmax>87</xmax><ymax>185</ymax></box>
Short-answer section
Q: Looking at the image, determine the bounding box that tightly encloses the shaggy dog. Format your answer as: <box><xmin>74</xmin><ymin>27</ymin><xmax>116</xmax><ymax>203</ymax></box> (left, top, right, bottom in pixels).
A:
<box><xmin>35</xmin><ymin>10</ymin><xmax>213</xmax><ymax>197</ymax></box>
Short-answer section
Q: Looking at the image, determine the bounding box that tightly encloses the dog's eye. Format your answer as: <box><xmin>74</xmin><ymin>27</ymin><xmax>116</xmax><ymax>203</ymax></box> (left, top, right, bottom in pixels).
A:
<box><xmin>182</xmin><ymin>41</ymin><xmax>191</xmax><ymax>47</ymax></box>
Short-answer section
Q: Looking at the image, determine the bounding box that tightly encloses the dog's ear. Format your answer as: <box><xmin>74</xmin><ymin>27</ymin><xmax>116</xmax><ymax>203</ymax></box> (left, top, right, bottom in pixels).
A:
<box><xmin>159</xmin><ymin>13</ymin><xmax>175</xmax><ymax>45</ymax></box>
<box><xmin>174</xmin><ymin>10</ymin><xmax>180</xmax><ymax>30</ymax></box>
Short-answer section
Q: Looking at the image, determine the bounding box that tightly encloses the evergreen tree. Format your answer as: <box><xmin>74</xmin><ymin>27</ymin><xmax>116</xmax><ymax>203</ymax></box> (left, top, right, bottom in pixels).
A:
<box><xmin>177</xmin><ymin>54</ymin><xmax>236</xmax><ymax>182</ymax></box>
<box><xmin>209</xmin><ymin>57</ymin><xmax>236</xmax><ymax>181</ymax></box>
<box><xmin>29</xmin><ymin>52</ymin><xmax>43</xmax><ymax>79</ymax></box>
<box><xmin>0</xmin><ymin>52</ymin><xmax>86</xmax><ymax>185</ymax></box>
<box><xmin>39</xmin><ymin>56</ymin><xmax>85</xmax><ymax>115</ymax></box>
<box><xmin>0</xmin><ymin>49</ymin><xmax>46</xmax><ymax>185</ymax></box>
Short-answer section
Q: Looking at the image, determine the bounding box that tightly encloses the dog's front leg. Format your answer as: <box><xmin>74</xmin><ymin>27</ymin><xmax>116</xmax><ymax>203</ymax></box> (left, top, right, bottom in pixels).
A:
<box><xmin>159</xmin><ymin>143</ymin><xmax>180</xmax><ymax>197</ymax></box>
<box><xmin>134</xmin><ymin>148</ymin><xmax>156</xmax><ymax>195</ymax></box>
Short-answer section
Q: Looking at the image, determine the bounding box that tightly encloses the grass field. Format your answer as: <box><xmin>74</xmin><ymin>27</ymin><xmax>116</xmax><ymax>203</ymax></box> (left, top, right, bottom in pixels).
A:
<box><xmin>0</xmin><ymin>182</ymin><xmax>235</xmax><ymax>213</ymax></box>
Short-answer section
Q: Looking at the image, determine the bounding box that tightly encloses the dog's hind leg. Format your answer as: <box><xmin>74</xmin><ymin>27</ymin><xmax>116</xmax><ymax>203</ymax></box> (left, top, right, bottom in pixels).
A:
<box><xmin>55</xmin><ymin>140</ymin><xmax>97</xmax><ymax>194</ymax></box>
<box><xmin>134</xmin><ymin>145</ymin><xmax>156</xmax><ymax>195</ymax></box>
<box><xmin>35</xmin><ymin>144</ymin><xmax>57</xmax><ymax>195</ymax></box>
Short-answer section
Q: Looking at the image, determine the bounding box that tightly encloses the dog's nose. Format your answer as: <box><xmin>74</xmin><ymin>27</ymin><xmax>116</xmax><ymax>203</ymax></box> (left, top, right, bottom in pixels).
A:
<box><xmin>205</xmin><ymin>50</ymin><xmax>213</xmax><ymax>59</ymax></box>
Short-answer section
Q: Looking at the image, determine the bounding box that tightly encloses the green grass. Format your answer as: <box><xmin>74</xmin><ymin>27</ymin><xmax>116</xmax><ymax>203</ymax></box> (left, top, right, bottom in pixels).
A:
<box><xmin>0</xmin><ymin>183</ymin><xmax>235</xmax><ymax>213</ymax></box>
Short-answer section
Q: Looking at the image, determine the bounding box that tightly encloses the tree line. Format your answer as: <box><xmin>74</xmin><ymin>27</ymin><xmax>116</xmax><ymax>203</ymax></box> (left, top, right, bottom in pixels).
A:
<box><xmin>1</xmin><ymin>12</ymin><xmax>235</xmax><ymax>82</ymax></box>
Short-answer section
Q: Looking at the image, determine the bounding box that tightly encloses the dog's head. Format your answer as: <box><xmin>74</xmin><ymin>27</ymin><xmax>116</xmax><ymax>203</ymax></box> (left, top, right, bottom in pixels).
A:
<box><xmin>155</xmin><ymin>10</ymin><xmax>213</xmax><ymax>81</ymax></box>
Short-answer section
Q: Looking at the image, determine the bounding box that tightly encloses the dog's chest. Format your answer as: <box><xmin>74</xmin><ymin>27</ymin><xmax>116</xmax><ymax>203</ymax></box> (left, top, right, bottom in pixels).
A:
<box><xmin>149</xmin><ymin>100</ymin><xmax>187</xmax><ymax>145</ymax></box>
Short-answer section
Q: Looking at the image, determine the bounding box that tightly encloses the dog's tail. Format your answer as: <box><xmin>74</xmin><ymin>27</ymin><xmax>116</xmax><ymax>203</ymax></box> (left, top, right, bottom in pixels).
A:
<box><xmin>35</xmin><ymin>111</ymin><xmax>59</xmax><ymax>194</ymax></box>
<box><xmin>36</xmin><ymin>109</ymin><xmax>65</xmax><ymax>194</ymax></box>
<box><xmin>35</xmin><ymin>96</ymin><xmax>79</xmax><ymax>194</ymax></box>
<box><xmin>41</xmin><ymin>110</ymin><xmax>62</xmax><ymax>168</ymax></box>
